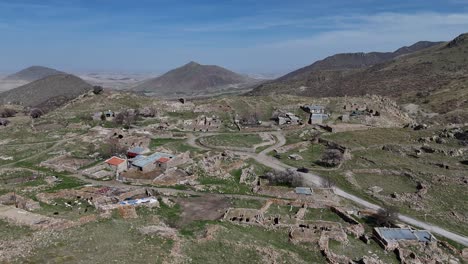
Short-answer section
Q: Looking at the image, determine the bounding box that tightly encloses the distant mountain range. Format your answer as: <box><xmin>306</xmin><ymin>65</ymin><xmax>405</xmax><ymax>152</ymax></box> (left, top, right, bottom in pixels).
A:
<box><xmin>248</xmin><ymin>33</ymin><xmax>468</xmax><ymax>123</ymax></box>
<box><xmin>0</xmin><ymin>74</ymin><xmax>92</xmax><ymax>111</ymax></box>
<box><xmin>132</xmin><ymin>61</ymin><xmax>259</xmax><ymax>97</ymax></box>
<box><xmin>3</xmin><ymin>66</ymin><xmax>65</xmax><ymax>82</ymax></box>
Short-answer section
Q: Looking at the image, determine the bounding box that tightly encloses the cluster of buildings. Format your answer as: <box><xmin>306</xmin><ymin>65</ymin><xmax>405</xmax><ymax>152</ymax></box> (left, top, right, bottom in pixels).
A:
<box><xmin>104</xmin><ymin>146</ymin><xmax>182</xmax><ymax>180</ymax></box>
<box><xmin>275</xmin><ymin>105</ymin><xmax>330</xmax><ymax>126</ymax></box>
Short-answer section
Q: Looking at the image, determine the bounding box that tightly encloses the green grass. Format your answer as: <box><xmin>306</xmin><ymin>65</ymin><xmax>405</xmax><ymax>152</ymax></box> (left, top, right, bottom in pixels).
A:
<box><xmin>229</xmin><ymin>198</ymin><xmax>265</xmax><ymax>209</ymax></box>
<box><xmin>303</xmin><ymin>208</ymin><xmax>344</xmax><ymax>223</ymax></box>
<box><xmin>354</xmin><ymin>173</ymin><xmax>417</xmax><ymax>195</ymax></box>
<box><xmin>23</xmin><ymin>215</ymin><xmax>173</xmax><ymax>264</ymax></box>
<box><xmin>182</xmin><ymin>222</ymin><xmax>324</xmax><ymax>263</ymax></box>
<box><xmin>201</xmin><ymin>134</ymin><xmax>264</xmax><ymax>148</ymax></box>
<box><xmin>157</xmin><ymin>198</ymin><xmax>182</xmax><ymax>227</ymax></box>
<box><xmin>322</xmin><ymin>128</ymin><xmax>433</xmax><ymax>149</ymax></box>
<box><xmin>329</xmin><ymin>236</ymin><xmax>398</xmax><ymax>263</ymax></box>
<box><xmin>150</xmin><ymin>138</ymin><xmax>184</xmax><ymax>149</ymax></box>
<box><xmin>198</xmin><ymin>176</ymin><xmax>252</xmax><ymax>195</ymax></box>
<box><xmin>275</xmin><ymin>144</ymin><xmax>325</xmax><ymax>169</ymax></box>
<box><xmin>44</xmin><ymin>174</ymin><xmax>86</xmax><ymax>193</ymax></box>
<box><xmin>0</xmin><ymin>219</ymin><xmax>34</xmax><ymax>242</ymax></box>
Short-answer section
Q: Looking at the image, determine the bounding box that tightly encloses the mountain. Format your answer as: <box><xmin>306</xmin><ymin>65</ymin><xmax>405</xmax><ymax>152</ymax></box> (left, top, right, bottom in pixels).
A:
<box><xmin>4</xmin><ymin>66</ymin><xmax>65</xmax><ymax>82</ymax></box>
<box><xmin>248</xmin><ymin>34</ymin><xmax>468</xmax><ymax>123</ymax></box>
<box><xmin>0</xmin><ymin>74</ymin><xmax>92</xmax><ymax>111</ymax></box>
<box><xmin>133</xmin><ymin>62</ymin><xmax>257</xmax><ymax>97</ymax></box>
<box><xmin>269</xmin><ymin>41</ymin><xmax>443</xmax><ymax>83</ymax></box>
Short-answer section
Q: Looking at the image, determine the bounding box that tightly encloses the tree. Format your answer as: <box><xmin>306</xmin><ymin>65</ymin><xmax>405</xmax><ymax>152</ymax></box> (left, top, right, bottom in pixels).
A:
<box><xmin>114</xmin><ymin>109</ymin><xmax>139</xmax><ymax>128</ymax></box>
<box><xmin>322</xmin><ymin>177</ymin><xmax>336</xmax><ymax>189</ymax></box>
<box><xmin>318</xmin><ymin>148</ymin><xmax>344</xmax><ymax>167</ymax></box>
<box><xmin>0</xmin><ymin>108</ymin><xmax>17</xmax><ymax>118</ymax></box>
<box><xmin>264</xmin><ymin>169</ymin><xmax>303</xmax><ymax>187</ymax></box>
<box><xmin>99</xmin><ymin>138</ymin><xmax>127</xmax><ymax>158</ymax></box>
<box><xmin>30</xmin><ymin>108</ymin><xmax>44</xmax><ymax>119</ymax></box>
<box><xmin>93</xmin><ymin>86</ymin><xmax>104</xmax><ymax>95</ymax></box>
<box><xmin>375</xmin><ymin>205</ymin><xmax>399</xmax><ymax>226</ymax></box>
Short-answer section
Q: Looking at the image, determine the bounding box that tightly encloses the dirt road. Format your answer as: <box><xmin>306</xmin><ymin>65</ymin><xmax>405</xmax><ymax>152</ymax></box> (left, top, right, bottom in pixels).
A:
<box><xmin>191</xmin><ymin>131</ymin><xmax>468</xmax><ymax>246</ymax></box>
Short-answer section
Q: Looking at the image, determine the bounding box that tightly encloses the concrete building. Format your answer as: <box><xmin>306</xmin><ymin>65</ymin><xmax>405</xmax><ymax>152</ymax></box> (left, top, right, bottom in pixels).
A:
<box><xmin>302</xmin><ymin>105</ymin><xmax>325</xmax><ymax>114</ymax></box>
<box><xmin>310</xmin><ymin>113</ymin><xmax>329</xmax><ymax>124</ymax></box>
<box><xmin>104</xmin><ymin>156</ymin><xmax>128</xmax><ymax>174</ymax></box>
<box><xmin>374</xmin><ymin>227</ymin><xmax>436</xmax><ymax>250</ymax></box>
<box><xmin>277</xmin><ymin>112</ymin><xmax>301</xmax><ymax>125</ymax></box>
<box><xmin>130</xmin><ymin>152</ymin><xmax>175</xmax><ymax>173</ymax></box>
<box><xmin>127</xmin><ymin>146</ymin><xmax>149</xmax><ymax>158</ymax></box>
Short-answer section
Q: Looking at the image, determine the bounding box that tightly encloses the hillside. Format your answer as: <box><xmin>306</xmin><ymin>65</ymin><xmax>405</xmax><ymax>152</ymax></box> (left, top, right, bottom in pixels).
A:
<box><xmin>0</xmin><ymin>74</ymin><xmax>92</xmax><ymax>111</ymax></box>
<box><xmin>133</xmin><ymin>61</ymin><xmax>257</xmax><ymax>97</ymax></box>
<box><xmin>248</xmin><ymin>34</ymin><xmax>468</xmax><ymax>123</ymax></box>
<box><xmin>273</xmin><ymin>41</ymin><xmax>442</xmax><ymax>83</ymax></box>
<box><xmin>3</xmin><ymin>66</ymin><xmax>65</xmax><ymax>82</ymax></box>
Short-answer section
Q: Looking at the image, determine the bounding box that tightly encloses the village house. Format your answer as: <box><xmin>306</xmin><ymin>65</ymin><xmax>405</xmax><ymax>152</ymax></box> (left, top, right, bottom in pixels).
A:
<box><xmin>302</xmin><ymin>105</ymin><xmax>325</xmax><ymax>114</ymax></box>
<box><xmin>104</xmin><ymin>156</ymin><xmax>128</xmax><ymax>175</ymax></box>
<box><xmin>129</xmin><ymin>152</ymin><xmax>175</xmax><ymax>173</ymax></box>
<box><xmin>127</xmin><ymin>146</ymin><xmax>149</xmax><ymax>158</ymax></box>
<box><xmin>276</xmin><ymin>112</ymin><xmax>301</xmax><ymax>126</ymax></box>
<box><xmin>301</xmin><ymin>105</ymin><xmax>329</xmax><ymax>124</ymax></box>
<box><xmin>373</xmin><ymin>227</ymin><xmax>436</xmax><ymax>250</ymax></box>
<box><xmin>92</xmin><ymin>110</ymin><xmax>116</xmax><ymax>121</ymax></box>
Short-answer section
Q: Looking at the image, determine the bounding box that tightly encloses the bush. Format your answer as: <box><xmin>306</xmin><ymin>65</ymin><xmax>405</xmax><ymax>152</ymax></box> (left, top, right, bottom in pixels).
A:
<box><xmin>0</xmin><ymin>118</ymin><xmax>10</xmax><ymax>126</ymax></box>
<box><xmin>264</xmin><ymin>169</ymin><xmax>303</xmax><ymax>187</ymax></box>
<box><xmin>93</xmin><ymin>86</ymin><xmax>104</xmax><ymax>95</ymax></box>
<box><xmin>30</xmin><ymin>108</ymin><xmax>44</xmax><ymax>119</ymax></box>
<box><xmin>0</xmin><ymin>108</ymin><xmax>17</xmax><ymax>118</ymax></box>
<box><xmin>317</xmin><ymin>148</ymin><xmax>344</xmax><ymax>167</ymax></box>
<box><xmin>375</xmin><ymin>206</ymin><xmax>399</xmax><ymax>226</ymax></box>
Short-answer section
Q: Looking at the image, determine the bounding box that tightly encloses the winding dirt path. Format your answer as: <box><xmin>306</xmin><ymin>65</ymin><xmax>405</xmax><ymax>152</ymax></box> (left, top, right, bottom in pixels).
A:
<box><xmin>189</xmin><ymin>131</ymin><xmax>468</xmax><ymax>246</ymax></box>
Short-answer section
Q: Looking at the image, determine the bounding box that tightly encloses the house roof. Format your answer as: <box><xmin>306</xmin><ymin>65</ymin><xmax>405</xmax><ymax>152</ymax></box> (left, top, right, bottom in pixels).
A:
<box><xmin>305</xmin><ymin>105</ymin><xmax>324</xmax><ymax>110</ymax></box>
<box><xmin>157</xmin><ymin>157</ymin><xmax>171</xmax><ymax>163</ymax></box>
<box><xmin>132</xmin><ymin>152</ymin><xmax>174</xmax><ymax>168</ymax></box>
<box><xmin>295</xmin><ymin>187</ymin><xmax>313</xmax><ymax>195</ymax></box>
<box><xmin>105</xmin><ymin>156</ymin><xmax>126</xmax><ymax>166</ymax></box>
<box><xmin>128</xmin><ymin>146</ymin><xmax>146</xmax><ymax>154</ymax></box>
<box><xmin>375</xmin><ymin>228</ymin><xmax>434</xmax><ymax>243</ymax></box>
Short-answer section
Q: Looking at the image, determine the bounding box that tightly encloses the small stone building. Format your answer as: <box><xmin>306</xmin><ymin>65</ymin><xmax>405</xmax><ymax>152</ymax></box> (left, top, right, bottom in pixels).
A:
<box><xmin>105</xmin><ymin>156</ymin><xmax>128</xmax><ymax>174</ymax></box>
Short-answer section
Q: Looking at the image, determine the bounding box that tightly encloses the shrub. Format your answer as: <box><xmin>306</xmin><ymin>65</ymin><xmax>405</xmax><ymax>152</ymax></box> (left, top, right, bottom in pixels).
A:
<box><xmin>317</xmin><ymin>148</ymin><xmax>344</xmax><ymax>167</ymax></box>
<box><xmin>30</xmin><ymin>108</ymin><xmax>44</xmax><ymax>119</ymax></box>
<box><xmin>0</xmin><ymin>108</ymin><xmax>17</xmax><ymax>118</ymax></box>
<box><xmin>264</xmin><ymin>169</ymin><xmax>303</xmax><ymax>187</ymax></box>
<box><xmin>93</xmin><ymin>86</ymin><xmax>104</xmax><ymax>95</ymax></box>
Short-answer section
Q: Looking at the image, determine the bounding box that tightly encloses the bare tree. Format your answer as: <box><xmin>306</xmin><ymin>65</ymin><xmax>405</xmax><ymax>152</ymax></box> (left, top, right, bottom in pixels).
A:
<box><xmin>375</xmin><ymin>205</ymin><xmax>399</xmax><ymax>226</ymax></box>
<box><xmin>322</xmin><ymin>177</ymin><xmax>336</xmax><ymax>189</ymax></box>
<box><xmin>318</xmin><ymin>148</ymin><xmax>344</xmax><ymax>167</ymax></box>
<box><xmin>264</xmin><ymin>169</ymin><xmax>303</xmax><ymax>187</ymax></box>
<box><xmin>114</xmin><ymin>109</ymin><xmax>140</xmax><ymax>128</ymax></box>
<box><xmin>99</xmin><ymin>138</ymin><xmax>127</xmax><ymax>158</ymax></box>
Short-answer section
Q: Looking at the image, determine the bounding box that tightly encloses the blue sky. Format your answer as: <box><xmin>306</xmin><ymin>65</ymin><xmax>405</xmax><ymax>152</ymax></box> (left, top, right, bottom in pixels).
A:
<box><xmin>1</xmin><ymin>0</ymin><xmax>468</xmax><ymax>74</ymax></box>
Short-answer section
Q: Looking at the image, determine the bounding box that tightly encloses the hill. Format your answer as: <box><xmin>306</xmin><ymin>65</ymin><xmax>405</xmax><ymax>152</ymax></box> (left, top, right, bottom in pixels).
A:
<box><xmin>0</xmin><ymin>74</ymin><xmax>93</xmax><ymax>111</ymax></box>
<box><xmin>133</xmin><ymin>61</ymin><xmax>257</xmax><ymax>97</ymax></box>
<box><xmin>248</xmin><ymin>34</ymin><xmax>468</xmax><ymax>123</ymax></box>
<box><xmin>4</xmin><ymin>66</ymin><xmax>65</xmax><ymax>82</ymax></box>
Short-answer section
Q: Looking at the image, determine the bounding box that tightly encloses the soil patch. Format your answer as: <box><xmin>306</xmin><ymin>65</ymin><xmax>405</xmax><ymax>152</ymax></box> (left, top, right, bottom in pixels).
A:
<box><xmin>176</xmin><ymin>195</ymin><xmax>230</xmax><ymax>226</ymax></box>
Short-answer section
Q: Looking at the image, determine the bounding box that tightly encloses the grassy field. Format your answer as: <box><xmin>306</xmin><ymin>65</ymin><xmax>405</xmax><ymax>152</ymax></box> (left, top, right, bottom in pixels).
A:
<box><xmin>272</xmin><ymin>144</ymin><xmax>325</xmax><ymax>169</ymax></box>
<box><xmin>181</xmin><ymin>222</ymin><xmax>325</xmax><ymax>263</ymax></box>
<box><xmin>201</xmin><ymin>133</ymin><xmax>264</xmax><ymax>148</ymax></box>
<box><xmin>24</xmin><ymin>212</ymin><xmax>173</xmax><ymax>264</ymax></box>
<box><xmin>316</xmin><ymin>127</ymin><xmax>468</xmax><ymax>236</ymax></box>
<box><xmin>329</xmin><ymin>236</ymin><xmax>399</xmax><ymax>263</ymax></box>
